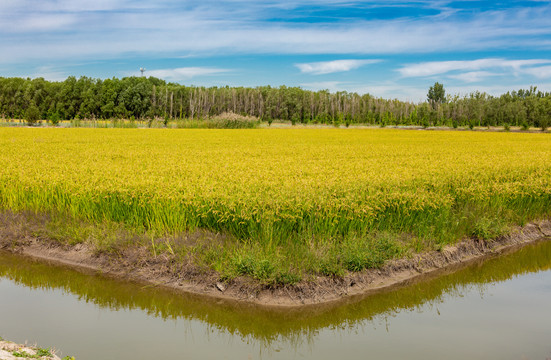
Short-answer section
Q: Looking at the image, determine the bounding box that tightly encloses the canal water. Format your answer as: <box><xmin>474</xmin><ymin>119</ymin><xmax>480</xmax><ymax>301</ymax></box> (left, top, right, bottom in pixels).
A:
<box><xmin>1</xmin><ymin>239</ymin><xmax>550</xmax><ymax>360</ymax></box>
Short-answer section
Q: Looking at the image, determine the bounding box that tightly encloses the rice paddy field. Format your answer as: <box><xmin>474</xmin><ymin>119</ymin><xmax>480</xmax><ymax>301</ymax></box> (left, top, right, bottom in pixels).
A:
<box><xmin>1</xmin><ymin>128</ymin><xmax>550</xmax><ymax>283</ymax></box>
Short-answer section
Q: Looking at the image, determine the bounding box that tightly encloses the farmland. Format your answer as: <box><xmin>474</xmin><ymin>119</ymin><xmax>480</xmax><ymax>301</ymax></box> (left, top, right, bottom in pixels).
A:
<box><xmin>1</xmin><ymin>128</ymin><xmax>550</xmax><ymax>284</ymax></box>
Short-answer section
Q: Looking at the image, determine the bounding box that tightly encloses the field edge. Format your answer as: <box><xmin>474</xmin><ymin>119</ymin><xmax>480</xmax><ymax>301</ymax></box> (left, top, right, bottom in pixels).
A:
<box><xmin>1</xmin><ymin>211</ymin><xmax>550</xmax><ymax>308</ymax></box>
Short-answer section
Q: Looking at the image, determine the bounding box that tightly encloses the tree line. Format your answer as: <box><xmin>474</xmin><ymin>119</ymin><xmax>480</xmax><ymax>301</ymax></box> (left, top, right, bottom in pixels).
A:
<box><xmin>0</xmin><ymin>76</ymin><xmax>550</xmax><ymax>129</ymax></box>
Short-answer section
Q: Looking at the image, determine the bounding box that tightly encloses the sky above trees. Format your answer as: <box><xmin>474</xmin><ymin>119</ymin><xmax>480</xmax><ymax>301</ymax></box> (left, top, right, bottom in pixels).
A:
<box><xmin>1</xmin><ymin>0</ymin><xmax>551</xmax><ymax>101</ymax></box>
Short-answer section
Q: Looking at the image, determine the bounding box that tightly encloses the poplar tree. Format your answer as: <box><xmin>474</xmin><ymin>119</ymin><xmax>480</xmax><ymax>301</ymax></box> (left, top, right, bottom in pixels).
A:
<box><xmin>428</xmin><ymin>82</ymin><xmax>446</xmax><ymax>109</ymax></box>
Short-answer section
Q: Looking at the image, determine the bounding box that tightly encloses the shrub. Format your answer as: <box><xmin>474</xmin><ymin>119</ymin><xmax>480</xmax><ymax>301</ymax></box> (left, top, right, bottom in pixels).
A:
<box><xmin>25</xmin><ymin>104</ymin><xmax>40</xmax><ymax>125</ymax></box>
<box><xmin>521</xmin><ymin>122</ymin><xmax>530</xmax><ymax>131</ymax></box>
<box><xmin>49</xmin><ymin>111</ymin><xmax>61</xmax><ymax>126</ymax></box>
<box><xmin>207</xmin><ymin>112</ymin><xmax>259</xmax><ymax>129</ymax></box>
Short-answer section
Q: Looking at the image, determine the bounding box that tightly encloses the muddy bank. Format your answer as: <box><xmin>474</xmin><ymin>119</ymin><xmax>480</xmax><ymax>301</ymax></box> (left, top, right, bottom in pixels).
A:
<box><xmin>0</xmin><ymin>212</ymin><xmax>549</xmax><ymax>307</ymax></box>
<box><xmin>0</xmin><ymin>340</ymin><xmax>68</xmax><ymax>360</ymax></box>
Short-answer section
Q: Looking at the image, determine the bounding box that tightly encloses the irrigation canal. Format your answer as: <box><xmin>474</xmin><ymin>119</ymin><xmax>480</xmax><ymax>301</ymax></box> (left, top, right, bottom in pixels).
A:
<box><xmin>1</xmin><ymin>239</ymin><xmax>550</xmax><ymax>359</ymax></box>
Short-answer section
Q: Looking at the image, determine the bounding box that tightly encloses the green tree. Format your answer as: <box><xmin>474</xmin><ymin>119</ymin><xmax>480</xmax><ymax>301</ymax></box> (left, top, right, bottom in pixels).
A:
<box><xmin>25</xmin><ymin>103</ymin><xmax>40</xmax><ymax>125</ymax></box>
<box><xmin>48</xmin><ymin>111</ymin><xmax>61</xmax><ymax>126</ymax></box>
<box><xmin>428</xmin><ymin>82</ymin><xmax>446</xmax><ymax>109</ymax></box>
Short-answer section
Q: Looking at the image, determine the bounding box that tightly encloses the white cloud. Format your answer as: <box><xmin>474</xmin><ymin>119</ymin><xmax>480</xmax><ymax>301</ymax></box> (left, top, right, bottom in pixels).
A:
<box><xmin>397</xmin><ymin>58</ymin><xmax>551</xmax><ymax>84</ymax></box>
<box><xmin>300</xmin><ymin>81</ymin><xmax>428</xmax><ymax>102</ymax></box>
<box><xmin>295</xmin><ymin>59</ymin><xmax>380</xmax><ymax>75</ymax></box>
<box><xmin>144</xmin><ymin>67</ymin><xmax>231</xmax><ymax>81</ymax></box>
<box><xmin>0</xmin><ymin>13</ymin><xmax>77</xmax><ymax>32</ymax></box>
<box><xmin>34</xmin><ymin>70</ymin><xmax>68</xmax><ymax>82</ymax></box>
<box><xmin>9</xmin><ymin>66</ymin><xmax>68</xmax><ymax>82</ymax></box>
<box><xmin>448</xmin><ymin>83</ymin><xmax>551</xmax><ymax>98</ymax></box>
<box><xmin>1</xmin><ymin>2</ymin><xmax>551</xmax><ymax>63</ymax></box>
<box><xmin>300</xmin><ymin>81</ymin><xmax>348</xmax><ymax>92</ymax></box>
<box><xmin>521</xmin><ymin>66</ymin><xmax>551</xmax><ymax>79</ymax></box>
<box><xmin>300</xmin><ymin>81</ymin><xmax>551</xmax><ymax>102</ymax></box>
<box><xmin>447</xmin><ymin>71</ymin><xmax>499</xmax><ymax>83</ymax></box>
<box><xmin>398</xmin><ymin>59</ymin><xmax>551</xmax><ymax>78</ymax></box>
<box><xmin>13</xmin><ymin>0</ymin><xmax>155</xmax><ymax>12</ymax></box>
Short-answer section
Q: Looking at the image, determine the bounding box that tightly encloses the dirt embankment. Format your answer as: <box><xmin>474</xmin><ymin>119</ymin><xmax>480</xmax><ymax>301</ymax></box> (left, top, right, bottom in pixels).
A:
<box><xmin>1</xmin><ymin>211</ymin><xmax>550</xmax><ymax>307</ymax></box>
<box><xmin>0</xmin><ymin>340</ymin><xmax>68</xmax><ymax>360</ymax></box>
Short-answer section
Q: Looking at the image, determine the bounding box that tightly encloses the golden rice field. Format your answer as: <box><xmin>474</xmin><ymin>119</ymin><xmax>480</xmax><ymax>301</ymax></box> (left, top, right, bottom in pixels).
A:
<box><xmin>1</xmin><ymin>128</ymin><xmax>550</xmax><ymax>282</ymax></box>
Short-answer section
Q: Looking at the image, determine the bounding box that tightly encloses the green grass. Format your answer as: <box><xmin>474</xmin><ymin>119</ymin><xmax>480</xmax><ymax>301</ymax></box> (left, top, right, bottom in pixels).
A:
<box><xmin>10</xmin><ymin>347</ymin><xmax>52</xmax><ymax>359</ymax></box>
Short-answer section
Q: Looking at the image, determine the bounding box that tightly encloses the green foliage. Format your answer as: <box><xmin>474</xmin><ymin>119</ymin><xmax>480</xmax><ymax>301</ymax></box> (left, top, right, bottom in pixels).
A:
<box><xmin>35</xmin><ymin>348</ymin><xmax>53</xmax><ymax>357</ymax></box>
<box><xmin>471</xmin><ymin>218</ymin><xmax>506</xmax><ymax>240</ymax></box>
<box><xmin>1</xmin><ymin>76</ymin><xmax>550</xmax><ymax>129</ymax></box>
<box><xmin>10</xmin><ymin>347</ymin><xmax>53</xmax><ymax>358</ymax></box>
<box><xmin>175</xmin><ymin>112</ymin><xmax>258</xmax><ymax>129</ymax></box>
<box><xmin>539</xmin><ymin>117</ymin><xmax>549</xmax><ymax>131</ymax></box>
<box><xmin>319</xmin><ymin>258</ymin><xmax>345</xmax><ymax>277</ymax></box>
<box><xmin>275</xmin><ymin>271</ymin><xmax>301</xmax><ymax>285</ymax></box>
<box><xmin>428</xmin><ymin>82</ymin><xmax>446</xmax><ymax>109</ymax></box>
<box><xmin>232</xmin><ymin>255</ymin><xmax>274</xmax><ymax>280</ymax></box>
<box><xmin>12</xmin><ymin>350</ymin><xmax>34</xmax><ymax>357</ymax></box>
<box><xmin>71</xmin><ymin>115</ymin><xmax>81</xmax><ymax>127</ymax></box>
<box><xmin>521</xmin><ymin>122</ymin><xmax>530</xmax><ymax>131</ymax></box>
<box><xmin>24</xmin><ymin>103</ymin><xmax>40</xmax><ymax>125</ymax></box>
<box><xmin>339</xmin><ymin>234</ymin><xmax>403</xmax><ymax>272</ymax></box>
<box><xmin>233</xmin><ymin>254</ymin><xmax>255</xmax><ymax>276</ymax></box>
<box><xmin>264</xmin><ymin>116</ymin><xmax>273</xmax><ymax>126</ymax></box>
<box><xmin>255</xmin><ymin>259</ymin><xmax>275</xmax><ymax>280</ymax></box>
<box><xmin>48</xmin><ymin>111</ymin><xmax>61</xmax><ymax>126</ymax></box>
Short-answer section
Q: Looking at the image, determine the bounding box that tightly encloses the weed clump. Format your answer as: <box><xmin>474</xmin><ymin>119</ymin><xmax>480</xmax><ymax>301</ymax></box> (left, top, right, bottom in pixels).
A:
<box><xmin>175</xmin><ymin>112</ymin><xmax>259</xmax><ymax>129</ymax></box>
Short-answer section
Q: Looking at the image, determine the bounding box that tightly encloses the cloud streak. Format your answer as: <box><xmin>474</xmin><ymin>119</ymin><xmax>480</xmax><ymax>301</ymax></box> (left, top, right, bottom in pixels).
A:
<box><xmin>521</xmin><ymin>66</ymin><xmax>551</xmax><ymax>79</ymax></box>
<box><xmin>143</xmin><ymin>67</ymin><xmax>231</xmax><ymax>81</ymax></box>
<box><xmin>1</xmin><ymin>1</ymin><xmax>551</xmax><ymax>63</ymax></box>
<box><xmin>300</xmin><ymin>80</ymin><xmax>551</xmax><ymax>102</ymax></box>
<box><xmin>300</xmin><ymin>80</ymin><xmax>430</xmax><ymax>101</ymax></box>
<box><xmin>397</xmin><ymin>58</ymin><xmax>551</xmax><ymax>83</ymax></box>
<box><xmin>295</xmin><ymin>59</ymin><xmax>380</xmax><ymax>75</ymax></box>
<box><xmin>398</xmin><ymin>59</ymin><xmax>551</xmax><ymax>78</ymax></box>
<box><xmin>447</xmin><ymin>71</ymin><xmax>499</xmax><ymax>83</ymax></box>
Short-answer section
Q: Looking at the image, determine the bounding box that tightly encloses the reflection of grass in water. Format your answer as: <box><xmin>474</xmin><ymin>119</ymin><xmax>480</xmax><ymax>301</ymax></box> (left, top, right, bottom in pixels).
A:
<box><xmin>1</xmin><ymin>239</ymin><xmax>550</xmax><ymax>350</ymax></box>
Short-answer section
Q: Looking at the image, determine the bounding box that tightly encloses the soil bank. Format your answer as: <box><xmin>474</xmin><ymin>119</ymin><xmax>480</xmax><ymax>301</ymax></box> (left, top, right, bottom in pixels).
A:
<box><xmin>1</xmin><ymin>215</ymin><xmax>550</xmax><ymax>308</ymax></box>
<box><xmin>0</xmin><ymin>340</ymin><xmax>66</xmax><ymax>360</ymax></box>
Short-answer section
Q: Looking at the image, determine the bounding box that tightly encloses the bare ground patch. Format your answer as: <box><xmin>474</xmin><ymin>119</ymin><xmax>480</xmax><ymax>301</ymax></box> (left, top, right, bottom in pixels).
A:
<box><xmin>0</xmin><ymin>339</ymin><xmax>67</xmax><ymax>360</ymax></box>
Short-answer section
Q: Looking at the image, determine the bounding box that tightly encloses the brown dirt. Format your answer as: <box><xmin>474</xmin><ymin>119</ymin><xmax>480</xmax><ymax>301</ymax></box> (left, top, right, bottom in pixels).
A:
<box><xmin>0</xmin><ymin>211</ymin><xmax>549</xmax><ymax>308</ymax></box>
<box><xmin>0</xmin><ymin>340</ymin><xmax>63</xmax><ymax>360</ymax></box>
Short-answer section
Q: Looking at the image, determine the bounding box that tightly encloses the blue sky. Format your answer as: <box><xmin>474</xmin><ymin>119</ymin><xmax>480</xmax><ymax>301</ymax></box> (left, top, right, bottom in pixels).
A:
<box><xmin>1</xmin><ymin>0</ymin><xmax>551</xmax><ymax>101</ymax></box>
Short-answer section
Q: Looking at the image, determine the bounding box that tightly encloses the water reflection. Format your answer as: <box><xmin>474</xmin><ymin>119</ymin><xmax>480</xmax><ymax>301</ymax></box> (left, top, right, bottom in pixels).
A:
<box><xmin>1</xmin><ymin>239</ymin><xmax>550</xmax><ymax>359</ymax></box>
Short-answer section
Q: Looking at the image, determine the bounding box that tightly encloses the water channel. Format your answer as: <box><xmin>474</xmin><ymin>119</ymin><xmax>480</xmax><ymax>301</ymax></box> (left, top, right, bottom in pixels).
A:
<box><xmin>1</xmin><ymin>239</ymin><xmax>550</xmax><ymax>359</ymax></box>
